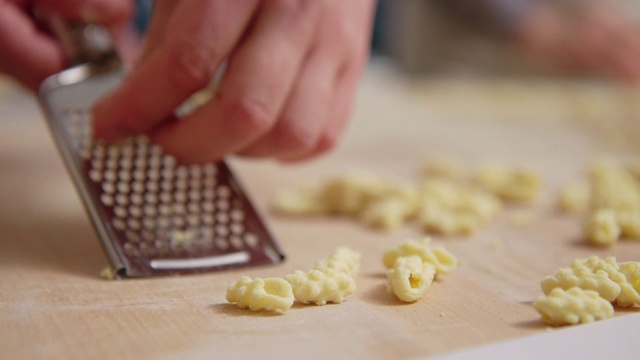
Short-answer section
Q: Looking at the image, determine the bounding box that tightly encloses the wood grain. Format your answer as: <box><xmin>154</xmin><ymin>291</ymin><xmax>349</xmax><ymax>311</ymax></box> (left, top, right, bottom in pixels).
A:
<box><xmin>1</xmin><ymin>64</ymin><xmax>639</xmax><ymax>359</ymax></box>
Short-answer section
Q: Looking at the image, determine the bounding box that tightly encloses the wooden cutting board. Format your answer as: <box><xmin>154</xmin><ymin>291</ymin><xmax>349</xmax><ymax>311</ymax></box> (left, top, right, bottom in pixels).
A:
<box><xmin>1</xmin><ymin>63</ymin><xmax>639</xmax><ymax>359</ymax></box>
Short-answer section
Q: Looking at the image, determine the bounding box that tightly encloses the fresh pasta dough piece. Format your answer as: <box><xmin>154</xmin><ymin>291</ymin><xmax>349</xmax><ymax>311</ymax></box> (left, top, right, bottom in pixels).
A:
<box><xmin>285</xmin><ymin>269</ymin><xmax>356</xmax><ymax>305</ymax></box>
<box><xmin>541</xmin><ymin>258</ymin><xmax>622</xmax><ymax>302</ymax></box>
<box><xmin>382</xmin><ymin>238</ymin><xmax>457</xmax><ymax>276</ymax></box>
<box><xmin>474</xmin><ymin>162</ymin><xmax>542</xmax><ymax>204</ymax></box>
<box><xmin>272</xmin><ymin>188</ymin><xmax>328</xmax><ymax>216</ymax></box>
<box><xmin>360</xmin><ymin>197</ymin><xmax>415</xmax><ymax>231</ymax></box>
<box><xmin>386</xmin><ymin>256</ymin><xmax>436</xmax><ymax>302</ymax></box>
<box><xmin>422</xmin><ymin>156</ymin><xmax>465</xmax><ymax>180</ymax></box>
<box><xmin>583</xmin><ymin>209</ymin><xmax>621</xmax><ymax>247</ymax></box>
<box><xmin>226</xmin><ymin>276</ymin><xmax>295</xmax><ymax>312</ymax></box>
<box><xmin>557</xmin><ymin>183</ymin><xmax>590</xmax><ymax>213</ymax></box>
<box><xmin>616</xmin><ymin>209</ymin><xmax>640</xmax><ymax>239</ymax></box>
<box><xmin>314</xmin><ymin>247</ymin><xmax>361</xmax><ymax>277</ymax></box>
<box><xmin>534</xmin><ymin>287</ymin><xmax>614</xmax><ymax>326</ymax></box>
<box><xmin>589</xmin><ymin>161</ymin><xmax>640</xmax><ymax>212</ymax></box>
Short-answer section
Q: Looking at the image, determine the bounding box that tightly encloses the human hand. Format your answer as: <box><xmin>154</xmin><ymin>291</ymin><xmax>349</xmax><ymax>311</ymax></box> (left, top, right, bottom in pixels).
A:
<box><xmin>92</xmin><ymin>0</ymin><xmax>376</xmax><ymax>164</ymax></box>
<box><xmin>0</xmin><ymin>0</ymin><xmax>133</xmax><ymax>90</ymax></box>
<box><xmin>515</xmin><ymin>2</ymin><xmax>640</xmax><ymax>83</ymax></box>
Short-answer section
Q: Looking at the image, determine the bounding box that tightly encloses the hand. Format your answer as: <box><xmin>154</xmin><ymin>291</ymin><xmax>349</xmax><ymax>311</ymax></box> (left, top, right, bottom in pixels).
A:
<box><xmin>515</xmin><ymin>2</ymin><xmax>640</xmax><ymax>83</ymax></box>
<box><xmin>0</xmin><ymin>0</ymin><xmax>132</xmax><ymax>90</ymax></box>
<box><xmin>92</xmin><ymin>0</ymin><xmax>376</xmax><ymax>163</ymax></box>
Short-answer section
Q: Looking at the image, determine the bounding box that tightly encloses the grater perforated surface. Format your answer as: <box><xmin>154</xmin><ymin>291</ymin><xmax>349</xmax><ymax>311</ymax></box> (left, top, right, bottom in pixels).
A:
<box><xmin>39</xmin><ymin>66</ymin><xmax>285</xmax><ymax>278</ymax></box>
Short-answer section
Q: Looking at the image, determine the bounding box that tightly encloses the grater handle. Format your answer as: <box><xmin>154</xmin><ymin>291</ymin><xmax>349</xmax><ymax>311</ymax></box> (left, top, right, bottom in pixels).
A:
<box><xmin>41</xmin><ymin>13</ymin><xmax>121</xmax><ymax>67</ymax></box>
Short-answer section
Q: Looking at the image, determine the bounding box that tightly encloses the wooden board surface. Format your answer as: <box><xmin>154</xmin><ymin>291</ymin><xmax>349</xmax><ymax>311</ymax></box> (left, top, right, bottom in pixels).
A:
<box><xmin>1</xmin><ymin>63</ymin><xmax>640</xmax><ymax>360</ymax></box>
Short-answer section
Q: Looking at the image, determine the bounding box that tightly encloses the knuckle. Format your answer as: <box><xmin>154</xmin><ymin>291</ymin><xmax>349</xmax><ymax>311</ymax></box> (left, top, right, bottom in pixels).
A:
<box><xmin>225</xmin><ymin>95</ymin><xmax>276</xmax><ymax>138</ymax></box>
<box><xmin>165</xmin><ymin>40</ymin><xmax>218</xmax><ymax>91</ymax></box>
<box><xmin>272</xmin><ymin>121</ymin><xmax>317</xmax><ymax>154</ymax></box>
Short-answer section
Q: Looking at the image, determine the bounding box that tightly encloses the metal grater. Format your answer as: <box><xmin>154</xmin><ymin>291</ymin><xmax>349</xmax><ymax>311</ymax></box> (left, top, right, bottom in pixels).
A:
<box><xmin>37</xmin><ymin>20</ymin><xmax>285</xmax><ymax>278</ymax></box>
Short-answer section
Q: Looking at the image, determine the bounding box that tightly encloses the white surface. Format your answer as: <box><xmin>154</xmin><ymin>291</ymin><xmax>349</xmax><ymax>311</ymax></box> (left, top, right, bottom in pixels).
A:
<box><xmin>434</xmin><ymin>313</ymin><xmax>640</xmax><ymax>360</ymax></box>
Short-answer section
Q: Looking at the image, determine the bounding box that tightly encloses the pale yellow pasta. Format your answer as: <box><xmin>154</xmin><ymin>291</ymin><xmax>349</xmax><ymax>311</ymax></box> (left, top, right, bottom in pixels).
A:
<box><xmin>534</xmin><ymin>287</ymin><xmax>614</xmax><ymax>326</ymax></box>
<box><xmin>589</xmin><ymin>161</ymin><xmax>640</xmax><ymax>212</ymax></box>
<box><xmin>386</xmin><ymin>256</ymin><xmax>436</xmax><ymax>303</ymax></box>
<box><xmin>541</xmin><ymin>259</ymin><xmax>621</xmax><ymax>302</ymax></box>
<box><xmin>422</xmin><ymin>155</ymin><xmax>465</xmax><ymax>180</ymax></box>
<box><xmin>272</xmin><ymin>188</ymin><xmax>328</xmax><ymax>216</ymax></box>
<box><xmin>583</xmin><ymin>209</ymin><xmax>621</xmax><ymax>247</ymax></box>
<box><xmin>474</xmin><ymin>162</ymin><xmax>542</xmax><ymax>204</ymax></box>
<box><xmin>616</xmin><ymin>209</ymin><xmax>640</xmax><ymax>239</ymax></box>
<box><xmin>360</xmin><ymin>198</ymin><xmax>414</xmax><ymax>231</ymax></box>
<box><xmin>314</xmin><ymin>247</ymin><xmax>361</xmax><ymax>277</ymax></box>
<box><xmin>285</xmin><ymin>269</ymin><xmax>355</xmax><ymax>305</ymax></box>
<box><xmin>226</xmin><ymin>276</ymin><xmax>295</xmax><ymax>312</ymax></box>
<box><xmin>382</xmin><ymin>238</ymin><xmax>457</xmax><ymax>276</ymax></box>
<box><xmin>557</xmin><ymin>183</ymin><xmax>590</xmax><ymax>213</ymax></box>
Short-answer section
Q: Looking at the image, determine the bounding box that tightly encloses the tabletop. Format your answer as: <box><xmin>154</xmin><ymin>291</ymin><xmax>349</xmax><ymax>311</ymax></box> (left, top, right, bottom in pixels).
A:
<box><xmin>1</xmin><ymin>62</ymin><xmax>640</xmax><ymax>359</ymax></box>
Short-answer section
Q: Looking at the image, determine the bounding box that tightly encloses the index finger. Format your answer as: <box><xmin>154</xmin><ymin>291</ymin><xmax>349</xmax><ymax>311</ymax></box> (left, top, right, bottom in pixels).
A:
<box><xmin>92</xmin><ymin>0</ymin><xmax>259</xmax><ymax>142</ymax></box>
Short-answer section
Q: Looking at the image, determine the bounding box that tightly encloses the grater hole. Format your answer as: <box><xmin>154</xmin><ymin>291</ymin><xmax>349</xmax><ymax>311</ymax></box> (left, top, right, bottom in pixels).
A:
<box><xmin>132</xmin><ymin>182</ymin><xmax>144</xmax><ymax>193</ymax></box>
<box><xmin>133</xmin><ymin>169</ymin><xmax>146</xmax><ymax>182</ymax></box>
<box><xmin>112</xmin><ymin>218</ymin><xmax>126</xmax><ymax>231</ymax></box>
<box><xmin>188</xmin><ymin>189</ymin><xmax>201</xmax><ymax>202</ymax></box>
<box><xmin>150</xmin><ymin>144</ymin><xmax>163</xmax><ymax>156</ymax></box>
<box><xmin>203</xmin><ymin>178</ymin><xmax>216</xmax><ymax>188</ymax></box>
<box><xmin>203</xmin><ymin>163</ymin><xmax>217</xmax><ymax>177</ymax></box>
<box><xmin>230</xmin><ymin>235</ymin><xmax>244</xmax><ymax>249</ymax></box>
<box><xmin>107</xmin><ymin>145</ymin><xmax>119</xmax><ymax>158</ymax></box>
<box><xmin>174</xmin><ymin>191</ymin><xmax>187</xmax><ymax>203</ymax></box>
<box><xmin>160</xmin><ymin>180</ymin><xmax>173</xmax><ymax>192</ymax></box>
<box><xmin>187</xmin><ymin>202</ymin><xmax>201</xmax><ymax>214</ymax></box>
<box><xmin>135</xmin><ymin>157</ymin><xmax>147</xmax><ymax>170</ymax></box>
<box><xmin>203</xmin><ymin>188</ymin><xmax>215</xmax><ymax>200</ymax></box>
<box><xmin>146</xmin><ymin>180</ymin><xmax>159</xmax><ymax>193</ymax></box>
<box><xmin>130</xmin><ymin>193</ymin><xmax>144</xmax><ymax>206</ymax></box>
<box><xmin>202</xmin><ymin>213</ymin><xmax>214</xmax><ymax>225</ymax></box>
<box><xmin>157</xmin><ymin>217</ymin><xmax>171</xmax><ymax>228</ymax></box>
<box><xmin>215</xmin><ymin>224</ymin><xmax>229</xmax><ymax>237</ymax></box>
<box><xmin>121</xmin><ymin>145</ymin><xmax>134</xmax><ymax>158</ymax></box>
<box><xmin>187</xmin><ymin>214</ymin><xmax>200</xmax><ymax>227</ymax></box>
<box><xmin>142</xmin><ymin>229</ymin><xmax>155</xmax><ymax>242</ymax></box>
<box><xmin>217</xmin><ymin>199</ymin><xmax>230</xmax><ymax>211</ymax></box>
<box><xmin>115</xmin><ymin>193</ymin><xmax>128</xmax><ymax>206</ymax></box>
<box><xmin>161</xmin><ymin>169</ymin><xmax>174</xmax><ymax>180</ymax></box>
<box><xmin>217</xmin><ymin>185</ymin><xmax>231</xmax><ymax>198</ymax></box>
<box><xmin>103</xmin><ymin>169</ymin><xmax>117</xmax><ymax>183</ymax></box>
<box><xmin>172</xmin><ymin>216</ymin><xmax>186</xmax><ymax>228</ymax></box>
<box><xmin>230</xmin><ymin>223</ymin><xmax>244</xmax><ymax>234</ymax></box>
<box><xmin>160</xmin><ymin>192</ymin><xmax>172</xmax><ymax>204</ymax></box>
<box><xmin>173</xmin><ymin>203</ymin><xmax>186</xmax><ymax>215</ymax></box>
<box><xmin>244</xmin><ymin>233</ymin><xmax>259</xmax><ymax>248</ymax></box>
<box><xmin>114</xmin><ymin>206</ymin><xmax>127</xmax><ymax>218</ymax></box>
<box><xmin>159</xmin><ymin>204</ymin><xmax>172</xmax><ymax>216</ymax></box>
<box><xmin>92</xmin><ymin>146</ymin><xmax>106</xmax><ymax>159</ymax></box>
<box><xmin>216</xmin><ymin>212</ymin><xmax>230</xmax><ymax>224</ymax></box>
<box><xmin>142</xmin><ymin>217</ymin><xmax>156</xmax><ymax>229</ymax></box>
<box><xmin>106</xmin><ymin>157</ymin><xmax>118</xmax><ymax>170</ymax></box>
<box><xmin>128</xmin><ymin>205</ymin><xmax>143</xmax><ymax>218</ymax></box>
<box><xmin>231</xmin><ymin>209</ymin><xmax>245</xmax><ymax>222</ymax></box>
<box><xmin>176</xmin><ymin>166</ymin><xmax>188</xmax><ymax>180</ymax></box>
<box><xmin>163</xmin><ymin>155</ymin><xmax>177</xmax><ymax>168</ymax></box>
<box><xmin>118</xmin><ymin>169</ymin><xmax>132</xmax><ymax>182</ymax></box>
<box><xmin>155</xmin><ymin>240</ymin><xmax>170</xmax><ymax>255</ymax></box>
<box><xmin>202</xmin><ymin>227</ymin><xmax>214</xmax><ymax>238</ymax></box>
<box><xmin>100</xmin><ymin>193</ymin><xmax>114</xmax><ymax>206</ymax></box>
<box><xmin>143</xmin><ymin>204</ymin><xmax>157</xmax><ymax>217</ymax></box>
<box><xmin>89</xmin><ymin>169</ymin><xmax>102</xmax><ymax>183</ymax></box>
<box><xmin>189</xmin><ymin>178</ymin><xmax>202</xmax><ymax>189</ymax></box>
<box><xmin>91</xmin><ymin>158</ymin><xmax>104</xmax><ymax>170</ymax></box>
<box><xmin>189</xmin><ymin>165</ymin><xmax>202</xmax><ymax>178</ymax></box>
<box><xmin>175</xmin><ymin>179</ymin><xmax>188</xmax><ymax>191</ymax></box>
<box><xmin>149</xmin><ymin>156</ymin><xmax>162</xmax><ymax>169</ymax></box>
<box><xmin>147</xmin><ymin>168</ymin><xmax>160</xmax><ymax>181</ymax></box>
<box><xmin>116</xmin><ymin>182</ymin><xmax>130</xmax><ymax>194</ymax></box>
<box><xmin>202</xmin><ymin>201</ymin><xmax>214</xmax><ymax>213</ymax></box>
<box><xmin>144</xmin><ymin>193</ymin><xmax>158</xmax><ymax>205</ymax></box>
<box><xmin>216</xmin><ymin>237</ymin><xmax>229</xmax><ymax>251</ymax></box>
<box><xmin>125</xmin><ymin>230</ymin><xmax>141</xmax><ymax>243</ymax></box>
<box><xmin>127</xmin><ymin>218</ymin><xmax>142</xmax><ymax>230</ymax></box>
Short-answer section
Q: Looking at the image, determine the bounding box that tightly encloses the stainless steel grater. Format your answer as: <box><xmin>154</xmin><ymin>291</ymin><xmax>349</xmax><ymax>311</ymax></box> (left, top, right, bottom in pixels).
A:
<box><xmin>37</xmin><ymin>20</ymin><xmax>285</xmax><ymax>278</ymax></box>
